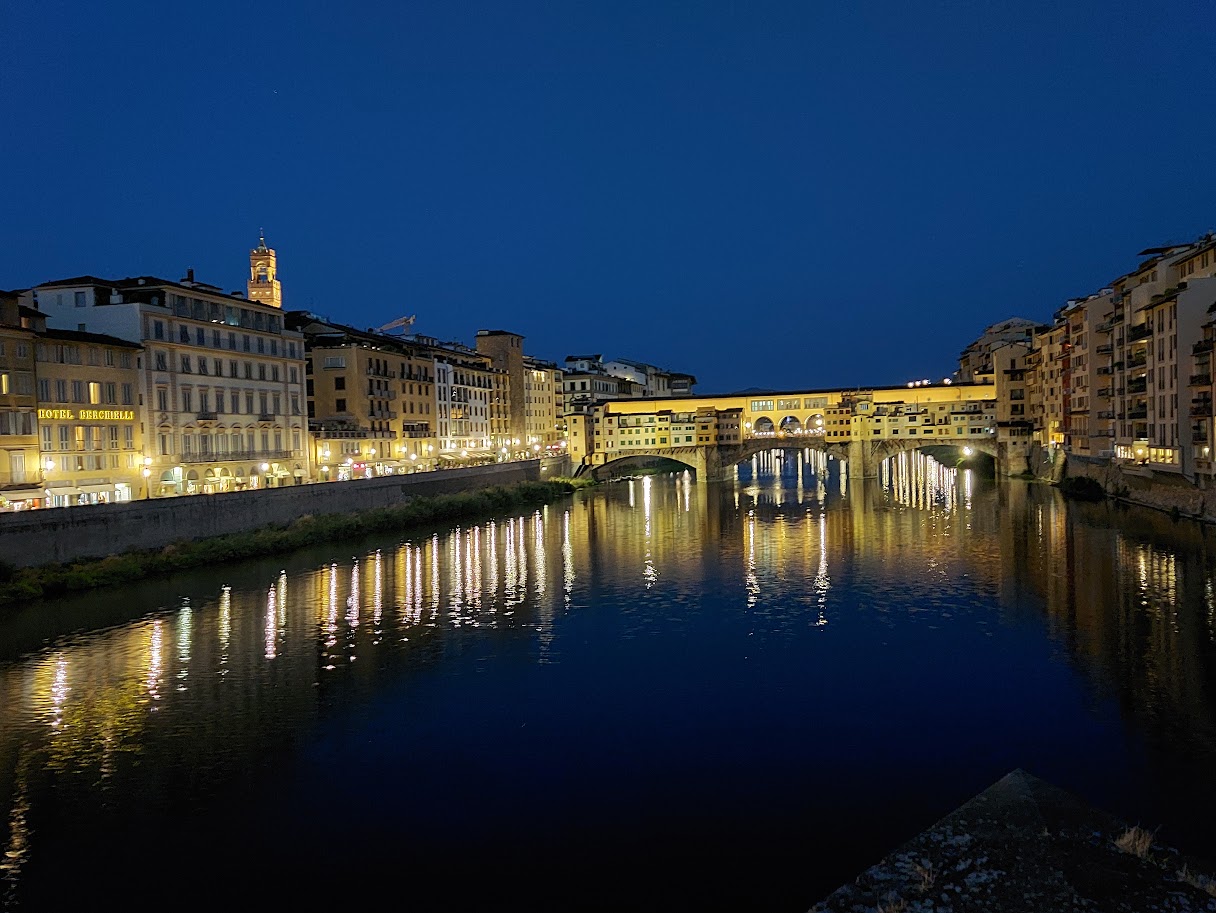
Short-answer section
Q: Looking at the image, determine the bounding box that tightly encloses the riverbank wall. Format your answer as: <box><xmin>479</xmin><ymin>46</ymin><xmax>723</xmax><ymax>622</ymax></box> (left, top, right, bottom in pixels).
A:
<box><xmin>1063</xmin><ymin>455</ymin><xmax>1210</xmax><ymax>519</ymax></box>
<box><xmin>0</xmin><ymin>460</ymin><xmax>557</xmax><ymax>568</ymax></box>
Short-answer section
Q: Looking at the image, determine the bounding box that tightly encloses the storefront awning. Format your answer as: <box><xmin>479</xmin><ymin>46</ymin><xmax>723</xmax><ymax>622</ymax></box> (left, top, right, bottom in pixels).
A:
<box><xmin>0</xmin><ymin>488</ymin><xmax>45</xmax><ymax>500</ymax></box>
<box><xmin>77</xmin><ymin>482</ymin><xmax>115</xmax><ymax>492</ymax></box>
<box><xmin>46</xmin><ymin>487</ymin><xmax>83</xmax><ymax>497</ymax></box>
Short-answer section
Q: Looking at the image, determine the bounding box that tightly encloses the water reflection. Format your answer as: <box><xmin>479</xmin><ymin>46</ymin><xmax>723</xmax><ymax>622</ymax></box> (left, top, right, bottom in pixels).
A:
<box><xmin>4</xmin><ymin>451</ymin><xmax>1216</xmax><ymax>909</ymax></box>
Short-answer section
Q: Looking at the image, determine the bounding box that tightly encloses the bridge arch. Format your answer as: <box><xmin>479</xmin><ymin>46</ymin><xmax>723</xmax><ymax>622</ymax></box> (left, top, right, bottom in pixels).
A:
<box><xmin>586</xmin><ymin>451</ymin><xmax>705</xmax><ymax>481</ymax></box>
<box><xmin>753</xmin><ymin>416</ymin><xmax>775</xmax><ymax>435</ymax></box>
<box><xmin>778</xmin><ymin>415</ymin><xmax>802</xmax><ymax>434</ymax></box>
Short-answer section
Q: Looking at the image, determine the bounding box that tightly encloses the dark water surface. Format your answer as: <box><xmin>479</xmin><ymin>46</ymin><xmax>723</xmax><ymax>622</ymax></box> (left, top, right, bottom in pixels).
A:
<box><xmin>4</xmin><ymin>451</ymin><xmax>1216</xmax><ymax>911</ymax></box>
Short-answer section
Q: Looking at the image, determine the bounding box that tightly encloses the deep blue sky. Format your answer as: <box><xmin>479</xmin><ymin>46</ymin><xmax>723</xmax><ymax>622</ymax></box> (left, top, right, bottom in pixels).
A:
<box><xmin>2</xmin><ymin>1</ymin><xmax>1214</xmax><ymax>392</ymax></box>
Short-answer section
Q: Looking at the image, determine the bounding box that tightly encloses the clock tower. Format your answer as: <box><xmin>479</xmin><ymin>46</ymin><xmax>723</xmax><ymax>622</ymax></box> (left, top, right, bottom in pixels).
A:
<box><xmin>247</xmin><ymin>232</ymin><xmax>282</xmax><ymax>308</ymax></box>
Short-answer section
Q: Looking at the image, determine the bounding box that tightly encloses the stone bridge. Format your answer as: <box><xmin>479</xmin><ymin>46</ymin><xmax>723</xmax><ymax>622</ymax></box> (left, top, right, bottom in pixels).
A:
<box><xmin>579</xmin><ymin>434</ymin><xmax>1007</xmax><ymax>481</ymax></box>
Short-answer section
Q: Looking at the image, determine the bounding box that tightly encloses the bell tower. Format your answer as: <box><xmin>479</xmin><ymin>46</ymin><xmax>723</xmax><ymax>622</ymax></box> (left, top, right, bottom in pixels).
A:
<box><xmin>247</xmin><ymin>231</ymin><xmax>282</xmax><ymax>308</ymax></box>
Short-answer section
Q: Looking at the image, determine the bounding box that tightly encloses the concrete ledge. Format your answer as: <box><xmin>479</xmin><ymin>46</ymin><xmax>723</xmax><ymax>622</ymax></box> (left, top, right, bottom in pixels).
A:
<box><xmin>0</xmin><ymin>461</ymin><xmax>547</xmax><ymax>567</ymax></box>
<box><xmin>811</xmin><ymin>769</ymin><xmax>1216</xmax><ymax>912</ymax></box>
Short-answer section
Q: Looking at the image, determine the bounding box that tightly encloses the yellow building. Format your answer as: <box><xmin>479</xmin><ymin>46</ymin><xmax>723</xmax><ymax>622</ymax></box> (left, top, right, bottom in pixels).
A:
<box><xmin>0</xmin><ymin>292</ymin><xmax>42</xmax><ymax>508</ymax></box>
<box><xmin>34</xmin><ymin>329</ymin><xmax>145</xmax><ymax>506</ymax></box>
<box><xmin>289</xmin><ymin>314</ymin><xmax>439</xmax><ymax>479</ymax></box>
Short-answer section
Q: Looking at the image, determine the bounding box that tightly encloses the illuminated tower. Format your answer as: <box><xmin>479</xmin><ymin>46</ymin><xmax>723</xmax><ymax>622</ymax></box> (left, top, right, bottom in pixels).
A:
<box><xmin>247</xmin><ymin>231</ymin><xmax>282</xmax><ymax>308</ymax></box>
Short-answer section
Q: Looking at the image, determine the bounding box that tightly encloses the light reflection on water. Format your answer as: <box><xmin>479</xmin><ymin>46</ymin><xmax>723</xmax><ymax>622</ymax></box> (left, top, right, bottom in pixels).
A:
<box><xmin>3</xmin><ymin>451</ymin><xmax>1216</xmax><ymax>910</ymax></box>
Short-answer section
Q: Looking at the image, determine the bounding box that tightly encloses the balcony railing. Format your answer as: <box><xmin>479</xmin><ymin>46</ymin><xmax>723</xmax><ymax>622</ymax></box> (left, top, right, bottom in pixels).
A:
<box><xmin>1111</xmin><ymin>311</ymin><xmax>1125</xmax><ymax>323</ymax></box>
<box><xmin>1191</xmin><ymin>401</ymin><xmax>1213</xmax><ymax>417</ymax></box>
<box><xmin>1096</xmin><ymin>322</ymin><xmax>1114</xmax><ymax>334</ymax></box>
<box><xmin>196</xmin><ymin>411</ymin><xmax>218</xmax><ymax>422</ymax></box>
<box><xmin>1195</xmin><ymin>340</ymin><xmax>1215</xmax><ymax>355</ymax></box>
<box><xmin>1096</xmin><ymin>343</ymin><xmax>1113</xmax><ymax>355</ymax></box>
<box><xmin>1126</xmin><ymin>356</ymin><xmax>1147</xmax><ymax>369</ymax></box>
<box><xmin>1127</xmin><ymin>324</ymin><xmax>1152</xmax><ymax>341</ymax></box>
<box><xmin>1127</xmin><ymin>378</ymin><xmax>1148</xmax><ymax>394</ymax></box>
<box><xmin>257</xmin><ymin>413</ymin><xmax>276</xmax><ymax>422</ymax></box>
<box><xmin>1096</xmin><ymin>410</ymin><xmax>1114</xmax><ymax>419</ymax></box>
<box><xmin>1127</xmin><ymin>407</ymin><xmax>1148</xmax><ymax>420</ymax></box>
<box><xmin>1193</xmin><ymin>428</ymin><xmax>1209</xmax><ymax>444</ymax></box>
<box><xmin>1189</xmin><ymin>374</ymin><xmax>1212</xmax><ymax>387</ymax></box>
<box><xmin>1096</xmin><ymin>366</ymin><xmax>1113</xmax><ymax>375</ymax></box>
<box><xmin>180</xmin><ymin>449</ymin><xmax>298</xmax><ymax>464</ymax></box>
<box><xmin>1097</xmin><ymin>387</ymin><xmax>1112</xmax><ymax>398</ymax></box>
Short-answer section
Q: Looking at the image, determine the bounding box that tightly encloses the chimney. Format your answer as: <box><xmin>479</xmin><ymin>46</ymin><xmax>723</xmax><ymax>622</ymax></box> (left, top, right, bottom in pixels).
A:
<box><xmin>183</xmin><ymin>268</ymin><xmax>195</xmax><ymax>285</ymax></box>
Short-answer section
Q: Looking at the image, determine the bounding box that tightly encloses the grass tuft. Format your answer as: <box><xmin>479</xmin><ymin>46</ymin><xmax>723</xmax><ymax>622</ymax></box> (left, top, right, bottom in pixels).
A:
<box><xmin>1115</xmin><ymin>825</ymin><xmax>1154</xmax><ymax>859</ymax></box>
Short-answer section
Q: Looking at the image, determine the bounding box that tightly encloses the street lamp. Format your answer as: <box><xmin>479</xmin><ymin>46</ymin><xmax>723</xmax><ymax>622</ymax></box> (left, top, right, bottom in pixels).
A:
<box><xmin>261</xmin><ymin>461</ymin><xmax>270</xmax><ymax>489</ymax></box>
<box><xmin>142</xmin><ymin>465</ymin><xmax>152</xmax><ymax>498</ymax></box>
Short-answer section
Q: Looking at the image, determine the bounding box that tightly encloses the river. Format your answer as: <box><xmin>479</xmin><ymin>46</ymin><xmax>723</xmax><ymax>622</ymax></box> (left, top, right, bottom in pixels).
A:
<box><xmin>3</xmin><ymin>450</ymin><xmax>1216</xmax><ymax>911</ymax></box>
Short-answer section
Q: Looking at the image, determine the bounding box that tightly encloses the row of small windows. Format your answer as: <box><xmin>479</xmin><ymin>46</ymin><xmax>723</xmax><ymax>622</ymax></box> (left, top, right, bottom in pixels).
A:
<box><xmin>157</xmin><ymin>430</ymin><xmax>303</xmax><ymax>457</ymax></box>
<box><xmin>40</xmin><ymin>424</ymin><xmax>136</xmax><ymax>451</ymax></box>
<box><xmin>150</xmin><ymin>319</ymin><xmax>297</xmax><ymax>359</ymax></box>
<box><xmin>36</xmin><ymin>343</ymin><xmax>133</xmax><ymax>368</ymax></box>
<box><xmin>153</xmin><ymin>351</ymin><xmax>299</xmax><ymax>384</ymax></box>
<box><xmin>37</xmin><ymin>379</ymin><xmax>134</xmax><ymax>406</ymax></box>
<box><xmin>156</xmin><ymin>388</ymin><xmax>300</xmax><ymax>417</ymax></box>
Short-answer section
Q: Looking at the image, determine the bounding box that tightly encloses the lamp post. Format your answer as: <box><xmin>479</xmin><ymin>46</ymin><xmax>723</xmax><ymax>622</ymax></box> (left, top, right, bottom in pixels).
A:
<box><xmin>261</xmin><ymin>461</ymin><xmax>270</xmax><ymax>489</ymax></box>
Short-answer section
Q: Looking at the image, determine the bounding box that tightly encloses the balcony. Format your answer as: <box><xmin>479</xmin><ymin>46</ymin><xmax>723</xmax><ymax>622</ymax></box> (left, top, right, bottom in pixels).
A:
<box><xmin>1126</xmin><ymin>378</ymin><xmax>1147</xmax><ymax>394</ymax></box>
<box><xmin>257</xmin><ymin>413</ymin><xmax>276</xmax><ymax>422</ymax></box>
<box><xmin>1127</xmin><ymin>407</ymin><xmax>1148</xmax><ymax>420</ymax></box>
<box><xmin>1096</xmin><ymin>410</ymin><xmax>1114</xmax><ymax>419</ymax></box>
<box><xmin>1096</xmin><ymin>366</ymin><xmax>1113</xmax><ymax>375</ymax></box>
<box><xmin>1193</xmin><ymin>427</ymin><xmax>1209</xmax><ymax>444</ymax></box>
<box><xmin>1097</xmin><ymin>387</ymin><xmax>1112</xmax><ymax>398</ymax></box>
<box><xmin>1127</xmin><ymin>324</ymin><xmax>1152</xmax><ymax>341</ymax></box>
<box><xmin>1111</xmin><ymin>311</ymin><xmax>1125</xmax><ymax>323</ymax></box>
<box><xmin>1190</xmin><ymin>374</ymin><xmax>1212</xmax><ymax>387</ymax></box>
<box><xmin>181</xmin><ymin>449</ymin><xmax>297</xmax><ymax>464</ymax></box>
<box><xmin>196</xmin><ymin>411</ymin><xmax>218</xmax><ymax>422</ymax></box>
<box><xmin>1191</xmin><ymin>400</ymin><xmax>1213</xmax><ymax>417</ymax></box>
<box><xmin>1195</xmin><ymin>340</ymin><xmax>1216</xmax><ymax>355</ymax></box>
<box><xmin>1126</xmin><ymin>356</ymin><xmax>1147</xmax><ymax>369</ymax></box>
<box><xmin>1096</xmin><ymin>343</ymin><xmax>1113</xmax><ymax>355</ymax></box>
<box><xmin>366</xmin><ymin>366</ymin><xmax>397</xmax><ymax>379</ymax></box>
<box><xmin>1096</xmin><ymin>322</ymin><xmax>1114</xmax><ymax>334</ymax></box>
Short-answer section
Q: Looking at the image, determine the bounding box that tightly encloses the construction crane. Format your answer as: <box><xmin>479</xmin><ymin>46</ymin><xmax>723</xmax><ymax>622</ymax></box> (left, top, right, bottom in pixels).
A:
<box><xmin>375</xmin><ymin>315</ymin><xmax>416</xmax><ymax>335</ymax></box>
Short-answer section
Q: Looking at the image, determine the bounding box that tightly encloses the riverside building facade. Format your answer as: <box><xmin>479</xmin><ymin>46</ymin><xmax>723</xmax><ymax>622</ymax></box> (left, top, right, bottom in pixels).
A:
<box><xmin>288</xmin><ymin>313</ymin><xmax>438</xmax><ymax>479</ymax></box>
<box><xmin>35</xmin><ymin>329</ymin><xmax>145</xmax><ymax>506</ymax></box>
<box><xmin>0</xmin><ymin>293</ymin><xmax>42</xmax><ymax>507</ymax></box>
<box><xmin>23</xmin><ymin>240</ymin><xmax>310</xmax><ymax>495</ymax></box>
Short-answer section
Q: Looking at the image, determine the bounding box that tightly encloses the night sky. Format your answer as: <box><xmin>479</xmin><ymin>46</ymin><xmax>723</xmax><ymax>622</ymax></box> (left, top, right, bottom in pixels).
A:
<box><xmin>3</xmin><ymin>1</ymin><xmax>1213</xmax><ymax>392</ymax></box>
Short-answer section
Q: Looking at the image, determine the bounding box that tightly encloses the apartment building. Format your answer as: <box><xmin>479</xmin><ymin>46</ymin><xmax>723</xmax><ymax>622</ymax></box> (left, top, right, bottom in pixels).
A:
<box><xmin>957</xmin><ymin>318</ymin><xmax>1039</xmax><ymax>383</ymax></box>
<box><xmin>288</xmin><ymin>314</ymin><xmax>438</xmax><ymax>479</ymax></box>
<box><xmin>474</xmin><ymin>330</ymin><xmax>526</xmax><ymax>446</ymax></box>
<box><xmin>0</xmin><ymin>293</ymin><xmax>42</xmax><ymax>507</ymax></box>
<box><xmin>522</xmin><ymin>356</ymin><xmax>563</xmax><ymax>452</ymax></box>
<box><xmin>431</xmin><ymin>341</ymin><xmax>509</xmax><ymax>460</ymax></box>
<box><xmin>24</xmin><ymin>241</ymin><xmax>310</xmax><ymax>495</ymax></box>
<box><xmin>991</xmin><ymin>341</ymin><xmax>1033</xmax><ymax>470</ymax></box>
<box><xmin>35</xmin><ymin>329</ymin><xmax>145</xmax><ymax>506</ymax></box>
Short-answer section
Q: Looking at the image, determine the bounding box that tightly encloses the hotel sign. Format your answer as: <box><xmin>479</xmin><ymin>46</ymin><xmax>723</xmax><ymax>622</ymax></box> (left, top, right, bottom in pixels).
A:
<box><xmin>37</xmin><ymin>409</ymin><xmax>136</xmax><ymax>421</ymax></box>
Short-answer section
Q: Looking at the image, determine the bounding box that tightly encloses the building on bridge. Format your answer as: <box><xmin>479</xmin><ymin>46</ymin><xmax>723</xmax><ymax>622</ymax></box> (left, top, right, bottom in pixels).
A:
<box><xmin>562</xmin><ymin>354</ymin><xmax>697</xmax><ymax>415</ymax></box>
<box><xmin>571</xmin><ymin>384</ymin><xmax>1004</xmax><ymax>480</ymax></box>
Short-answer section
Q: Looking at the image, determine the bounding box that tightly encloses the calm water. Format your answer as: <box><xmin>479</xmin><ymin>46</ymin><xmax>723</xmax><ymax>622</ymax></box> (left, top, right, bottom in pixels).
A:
<box><xmin>4</xmin><ymin>451</ymin><xmax>1216</xmax><ymax>911</ymax></box>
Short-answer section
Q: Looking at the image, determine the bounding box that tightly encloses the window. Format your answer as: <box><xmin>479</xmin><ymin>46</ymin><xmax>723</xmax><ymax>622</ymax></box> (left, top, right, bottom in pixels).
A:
<box><xmin>242</xmin><ymin>335</ymin><xmax>251</xmax><ymax>353</ymax></box>
<box><xmin>198</xmin><ymin>359</ymin><xmax>208</xmax><ymax>376</ymax></box>
<box><xmin>336</xmin><ymin>398</ymin><xmax>347</xmax><ymax>412</ymax></box>
<box><xmin>228</xmin><ymin>332</ymin><xmax>237</xmax><ymax>350</ymax></box>
<box><xmin>181</xmin><ymin>389</ymin><xmax>193</xmax><ymax>412</ymax></box>
<box><xmin>59</xmin><ymin>426</ymin><xmax>70</xmax><ymax>450</ymax></box>
<box><xmin>155</xmin><ymin>351</ymin><xmax>168</xmax><ymax>371</ymax></box>
<box><xmin>37</xmin><ymin>378</ymin><xmax>49</xmax><ymax>400</ymax></box>
<box><xmin>244</xmin><ymin>362</ymin><xmax>253</xmax><ymax>379</ymax></box>
<box><xmin>181</xmin><ymin>355</ymin><xmax>192</xmax><ymax>373</ymax></box>
<box><xmin>289</xmin><ymin>366</ymin><xmax>298</xmax><ymax>384</ymax></box>
<box><xmin>259</xmin><ymin>392</ymin><xmax>268</xmax><ymax>415</ymax></box>
<box><xmin>258</xmin><ymin>364</ymin><xmax>266</xmax><ymax>381</ymax></box>
<box><xmin>271</xmin><ymin>365</ymin><xmax>279</xmax><ymax>382</ymax></box>
<box><xmin>104</xmin><ymin>382</ymin><xmax>116</xmax><ymax>404</ymax></box>
<box><xmin>291</xmin><ymin>394</ymin><xmax>300</xmax><ymax>415</ymax></box>
<box><xmin>334</xmin><ymin>376</ymin><xmax>346</xmax><ymax>390</ymax></box>
<box><xmin>124</xmin><ymin>426</ymin><xmax>133</xmax><ymax>450</ymax></box>
<box><xmin>159</xmin><ymin>433</ymin><xmax>171</xmax><ymax>456</ymax></box>
<box><xmin>229</xmin><ymin>360</ymin><xmax>239</xmax><ymax>377</ymax></box>
<box><xmin>108</xmin><ymin>426</ymin><xmax>119</xmax><ymax>449</ymax></box>
<box><xmin>122</xmin><ymin>383</ymin><xmax>133</xmax><ymax>405</ymax></box>
<box><xmin>74</xmin><ymin>290</ymin><xmax>86</xmax><ymax>308</ymax></box>
<box><xmin>215</xmin><ymin>387</ymin><xmax>225</xmax><ymax>413</ymax></box>
<box><xmin>257</xmin><ymin>337</ymin><xmax>265</xmax><ymax>354</ymax></box>
<box><xmin>323</xmin><ymin>356</ymin><xmax>346</xmax><ymax>369</ymax></box>
<box><xmin>245</xmin><ymin>392</ymin><xmax>254</xmax><ymax>414</ymax></box>
<box><xmin>87</xmin><ymin>347</ymin><xmax>100</xmax><ymax>366</ymax></box>
<box><xmin>120</xmin><ymin>352</ymin><xmax>131</xmax><ymax>368</ymax></box>
<box><xmin>72</xmin><ymin>380</ymin><xmax>85</xmax><ymax>403</ymax></box>
<box><xmin>231</xmin><ymin>391</ymin><xmax>240</xmax><ymax>413</ymax></box>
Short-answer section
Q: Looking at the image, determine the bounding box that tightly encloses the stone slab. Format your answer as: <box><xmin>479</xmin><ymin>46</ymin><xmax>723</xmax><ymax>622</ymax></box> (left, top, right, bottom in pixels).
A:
<box><xmin>810</xmin><ymin>769</ymin><xmax>1216</xmax><ymax>913</ymax></box>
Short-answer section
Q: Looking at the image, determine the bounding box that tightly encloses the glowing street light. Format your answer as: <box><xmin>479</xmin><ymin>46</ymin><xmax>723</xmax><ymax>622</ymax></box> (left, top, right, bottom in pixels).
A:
<box><xmin>963</xmin><ymin>447</ymin><xmax>973</xmax><ymax>457</ymax></box>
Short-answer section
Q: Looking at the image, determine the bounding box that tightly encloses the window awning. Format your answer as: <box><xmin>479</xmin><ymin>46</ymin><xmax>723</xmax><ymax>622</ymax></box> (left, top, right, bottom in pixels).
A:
<box><xmin>0</xmin><ymin>488</ymin><xmax>45</xmax><ymax>500</ymax></box>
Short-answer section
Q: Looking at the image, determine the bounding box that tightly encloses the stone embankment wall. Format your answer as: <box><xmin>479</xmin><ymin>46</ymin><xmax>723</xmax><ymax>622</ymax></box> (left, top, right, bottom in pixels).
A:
<box><xmin>0</xmin><ymin>460</ymin><xmax>552</xmax><ymax>568</ymax></box>
<box><xmin>1064</xmin><ymin>455</ymin><xmax>1210</xmax><ymax>519</ymax></box>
